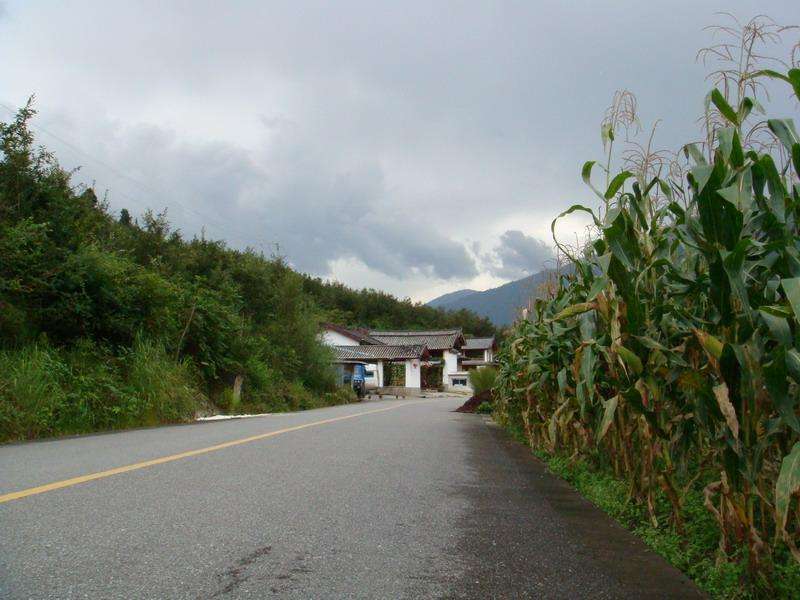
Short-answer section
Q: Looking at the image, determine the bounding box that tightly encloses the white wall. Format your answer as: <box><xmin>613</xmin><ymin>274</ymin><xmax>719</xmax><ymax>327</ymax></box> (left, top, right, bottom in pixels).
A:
<box><xmin>485</xmin><ymin>348</ymin><xmax>494</xmax><ymax>362</ymax></box>
<box><xmin>404</xmin><ymin>359</ymin><xmax>421</xmax><ymax>388</ymax></box>
<box><xmin>320</xmin><ymin>329</ymin><xmax>359</xmax><ymax>346</ymax></box>
<box><xmin>376</xmin><ymin>360</ymin><xmax>384</xmax><ymax>387</ymax></box>
<box><xmin>442</xmin><ymin>350</ymin><xmax>459</xmax><ymax>384</ymax></box>
<box><xmin>364</xmin><ymin>364</ymin><xmax>378</xmax><ymax>389</ymax></box>
<box><xmin>448</xmin><ymin>371</ymin><xmax>472</xmax><ymax>390</ymax></box>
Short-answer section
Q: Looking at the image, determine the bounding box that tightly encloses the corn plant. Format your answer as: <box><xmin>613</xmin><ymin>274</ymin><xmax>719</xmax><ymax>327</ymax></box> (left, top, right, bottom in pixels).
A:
<box><xmin>495</xmin><ymin>16</ymin><xmax>800</xmax><ymax>583</ymax></box>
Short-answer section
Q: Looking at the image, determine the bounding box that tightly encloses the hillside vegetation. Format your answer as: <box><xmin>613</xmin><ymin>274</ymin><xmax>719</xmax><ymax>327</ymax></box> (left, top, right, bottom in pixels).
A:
<box><xmin>494</xmin><ymin>17</ymin><xmax>800</xmax><ymax>598</ymax></box>
<box><xmin>302</xmin><ymin>277</ymin><xmax>495</xmax><ymax>336</ymax></box>
<box><xmin>0</xmin><ymin>103</ymin><xmax>493</xmax><ymax>442</ymax></box>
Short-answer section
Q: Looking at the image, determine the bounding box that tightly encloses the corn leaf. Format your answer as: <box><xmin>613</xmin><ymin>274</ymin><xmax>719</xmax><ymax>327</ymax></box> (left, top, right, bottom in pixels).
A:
<box><xmin>759</xmin><ymin>309</ymin><xmax>792</xmax><ymax>346</ymax></box>
<box><xmin>767</xmin><ymin>119</ymin><xmax>799</xmax><ymax>152</ymax></box>
<box><xmin>713</xmin><ymin>382</ymin><xmax>739</xmax><ymax>440</ymax></box>
<box><xmin>684</xmin><ymin>142</ymin><xmax>707</xmax><ymax>165</ymax></box>
<box><xmin>791</xmin><ymin>69</ymin><xmax>800</xmax><ymax>99</ymax></box>
<box><xmin>694</xmin><ymin>329</ymin><xmax>723</xmax><ymax>360</ymax></box>
<box><xmin>764</xmin><ymin>346</ymin><xmax>800</xmax><ymax>433</ymax></box>
<box><xmin>717</xmin><ymin>127</ymin><xmax>744</xmax><ymax>168</ymax></box>
<box><xmin>781</xmin><ymin>278</ymin><xmax>800</xmax><ymax>320</ymax></box>
<box><xmin>598</xmin><ymin>395</ymin><xmax>618</xmax><ymax>441</ymax></box>
<box><xmin>581</xmin><ymin>161</ymin><xmax>604</xmax><ymax>199</ymax></box>
<box><xmin>617</xmin><ymin>345</ymin><xmax>643</xmax><ymax>375</ymax></box>
<box><xmin>689</xmin><ymin>164</ymin><xmax>714</xmax><ymax>194</ymax></box>
<box><xmin>711</xmin><ymin>89</ymin><xmax>739</xmax><ymax>125</ymax></box>
<box><xmin>775</xmin><ymin>442</ymin><xmax>800</xmax><ymax>533</ymax></box>
<box><xmin>605</xmin><ymin>171</ymin><xmax>634</xmax><ymax>199</ymax></box>
<box><xmin>786</xmin><ymin>349</ymin><xmax>800</xmax><ymax>383</ymax></box>
<box><xmin>552</xmin><ymin>302</ymin><xmax>594</xmax><ymax>321</ymax></box>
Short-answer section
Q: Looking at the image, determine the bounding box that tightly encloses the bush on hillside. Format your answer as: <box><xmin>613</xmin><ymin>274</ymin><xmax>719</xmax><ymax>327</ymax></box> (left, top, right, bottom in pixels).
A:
<box><xmin>0</xmin><ymin>101</ymin><xmax>344</xmax><ymax>440</ymax></box>
<box><xmin>468</xmin><ymin>367</ymin><xmax>497</xmax><ymax>395</ymax></box>
<box><xmin>0</xmin><ymin>86</ymin><xmax>495</xmax><ymax>442</ymax></box>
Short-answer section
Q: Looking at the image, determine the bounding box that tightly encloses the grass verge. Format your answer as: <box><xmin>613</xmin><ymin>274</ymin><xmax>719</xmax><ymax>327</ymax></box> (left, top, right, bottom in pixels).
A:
<box><xmin>0</xmin><ymin>340</ymin><xmax>357</xmax><ymax>443</ymax></box>
<box><xmin>499</xmin><ymin>420</ymin><xmax>800</xmax><ymax>599</ymax></box>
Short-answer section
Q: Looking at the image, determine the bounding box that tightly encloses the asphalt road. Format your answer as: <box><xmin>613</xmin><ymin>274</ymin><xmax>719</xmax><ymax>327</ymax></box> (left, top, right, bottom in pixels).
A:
<box><xmin>0</xmin><ymin>396</ymin><xmax>702</xmax><ymax>599</ymax></box>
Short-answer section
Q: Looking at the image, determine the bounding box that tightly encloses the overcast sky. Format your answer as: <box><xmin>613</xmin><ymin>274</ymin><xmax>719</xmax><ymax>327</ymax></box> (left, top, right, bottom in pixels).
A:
<box><xmin>1</xmin><ymin>1</ymin><xmax>798</xmax><ymax>301</ymax></box>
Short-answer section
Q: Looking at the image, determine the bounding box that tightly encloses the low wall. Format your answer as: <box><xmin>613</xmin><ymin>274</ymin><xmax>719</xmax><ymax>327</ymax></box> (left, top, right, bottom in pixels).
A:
<box><xmin>373</xmin><ymin>386</ymin><xmax>426</xmax><ymax>398</ymax></box>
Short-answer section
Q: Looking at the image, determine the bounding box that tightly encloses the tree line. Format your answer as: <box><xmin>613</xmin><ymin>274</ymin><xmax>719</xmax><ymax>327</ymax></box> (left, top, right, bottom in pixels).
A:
<box><xmin>0</xmin><ymin>101</ymin><xmax>494</xmax><ymax>441</ymax></box>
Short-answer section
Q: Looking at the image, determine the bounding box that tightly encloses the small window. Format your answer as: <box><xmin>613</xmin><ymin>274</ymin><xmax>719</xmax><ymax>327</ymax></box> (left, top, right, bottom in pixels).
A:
<box><xmin>452</xmin><ymin>377</ymin><xmax>468</xmax><ymax>386</ymax></box>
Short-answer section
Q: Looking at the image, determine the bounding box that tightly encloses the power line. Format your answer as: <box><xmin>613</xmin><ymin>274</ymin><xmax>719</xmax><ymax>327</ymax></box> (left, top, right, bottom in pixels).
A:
<box><xmin>0</xmin><ymin>101</ymin><xmax>270</xmax><ymax>246</ymax></box>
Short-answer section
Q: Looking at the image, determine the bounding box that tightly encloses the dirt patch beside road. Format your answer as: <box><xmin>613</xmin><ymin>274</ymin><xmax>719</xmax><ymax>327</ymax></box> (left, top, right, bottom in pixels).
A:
<box><xmin>455</xmin><ymin>390</ymin><xmax>491</xmax><ymax>413</ymax></box>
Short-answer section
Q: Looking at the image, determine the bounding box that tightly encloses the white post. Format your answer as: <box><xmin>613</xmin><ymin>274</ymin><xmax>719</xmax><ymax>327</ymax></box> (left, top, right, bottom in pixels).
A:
<box><xmin>442</xmin><ymin>350</ymin><xmax>458</xmax><ymax>387</ymax></box>
<box><xmin>376</xmin><ymin>361</ymin><xmax>384</xmax><ymax>387</ymax></box>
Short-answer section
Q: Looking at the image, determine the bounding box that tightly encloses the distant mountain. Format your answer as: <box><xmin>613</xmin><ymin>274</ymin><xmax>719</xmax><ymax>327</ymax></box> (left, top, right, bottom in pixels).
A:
<box><xmin>426</xmin><ymin>288</ymin><xmax>478</xmax><ymax>309</ymax></box>
<box><xmin>427</xmin><ymin>270</ymin><xmax>559</xmax><ymax>327</ymax></box>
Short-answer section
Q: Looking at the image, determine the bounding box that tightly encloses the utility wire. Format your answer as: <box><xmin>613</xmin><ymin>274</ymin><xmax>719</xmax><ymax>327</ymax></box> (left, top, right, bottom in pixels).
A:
<box><xmin>0</xmin><ymin>101</ymin><xmax>269</xmax><ymax>246</ymax></box>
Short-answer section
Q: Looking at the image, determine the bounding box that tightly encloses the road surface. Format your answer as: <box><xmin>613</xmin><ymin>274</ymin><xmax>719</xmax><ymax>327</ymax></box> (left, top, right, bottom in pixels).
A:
<box><xmin>0</xmin><ymin>396</ymin><xmax>701</xmax><ymax>598</ymax></box>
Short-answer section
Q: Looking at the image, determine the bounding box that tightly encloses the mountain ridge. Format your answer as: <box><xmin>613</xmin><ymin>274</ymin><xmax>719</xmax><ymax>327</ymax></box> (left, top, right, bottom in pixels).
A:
<box><xmin>426</xmin><ymin>270</ymin><xmax>558</xmax><ymax>327</ymax></box>
<box><xmin>426</xmin><ymin>288</ymin><xmax>478</xmax><ymax>309</ymax></box>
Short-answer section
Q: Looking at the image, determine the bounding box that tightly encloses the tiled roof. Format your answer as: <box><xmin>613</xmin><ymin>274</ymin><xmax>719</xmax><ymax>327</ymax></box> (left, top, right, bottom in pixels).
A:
<box><xmin>462</xmin><ymin>336</ymin><xmax>496</xmax><ymax>351</ymax></box>
<box><xmin>321</xmin><ymin>323</ymin><xmax>383</xmax><ymax>345</ymax></box>
<box><xmin>331</xmin><ymin>344</ymin><xmax>429</xmax><ymax>362</ymax></box>
<box><xmin>368</xmin><ymin>330</ymin><xmax>464</xmax><ymax>350</ymax></box>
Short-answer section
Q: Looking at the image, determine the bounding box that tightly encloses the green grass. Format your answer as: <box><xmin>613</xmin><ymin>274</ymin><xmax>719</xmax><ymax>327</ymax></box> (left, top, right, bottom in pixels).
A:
<box><xmin>476</xmin><ymin>401</ymin><xmax>493</xmax><ymax>414</ymax></box>
<box><xmin>0</xmin><ymin>339</ymin><xmax>203</xmax><ymax>441</ymax></box>
<box><xmin>0</xmin><ymin>344</ymin><xmax>67</xmax><ymax>440</ymax></box>
<box><xmin>516</xmin><ymin>436</ymin><xmax>800</xmax><ymax>599</ymax></box>
<box><xmin>0</xmin><ymin>340</ymin><xmax>357</xmax><ymax>443</ymax></box>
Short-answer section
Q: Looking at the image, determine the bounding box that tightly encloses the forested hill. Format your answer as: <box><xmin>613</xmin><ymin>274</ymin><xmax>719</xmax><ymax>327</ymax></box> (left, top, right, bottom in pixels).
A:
<box><xmin>301</xmin><ymin>277</ymin><xmax>496</xmax><ymax>336</ymax></box>
<box><xmin>0</xmin><ymin>102</ymin><xmax>491</xmax><ymax>442</ymax></box>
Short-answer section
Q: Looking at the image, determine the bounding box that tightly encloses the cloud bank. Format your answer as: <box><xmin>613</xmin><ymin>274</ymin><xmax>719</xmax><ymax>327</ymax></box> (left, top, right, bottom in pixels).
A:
<box><xmin>488</xmin><ymin>230</ymin><xmax>555</xmax><ymax>279</ymax></box>
<box><xmin>1</xmin><ymin>0</ymin><xmax>797</xmax><ymax>300</ymax></box>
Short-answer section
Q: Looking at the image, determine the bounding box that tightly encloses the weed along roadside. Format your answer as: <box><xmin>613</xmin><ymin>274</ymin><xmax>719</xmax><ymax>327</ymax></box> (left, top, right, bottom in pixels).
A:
<box><xmin>493</xmin><ymin>17</ymin><xmax>800</xmax><ymax>600</ymax></box>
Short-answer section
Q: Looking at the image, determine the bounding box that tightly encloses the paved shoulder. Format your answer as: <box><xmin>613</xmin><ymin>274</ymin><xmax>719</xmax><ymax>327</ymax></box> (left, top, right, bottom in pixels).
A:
<box><xmin>448</xmin><ymin>416</ymin><xmax>703</xmax><ymax>599</ymax></box>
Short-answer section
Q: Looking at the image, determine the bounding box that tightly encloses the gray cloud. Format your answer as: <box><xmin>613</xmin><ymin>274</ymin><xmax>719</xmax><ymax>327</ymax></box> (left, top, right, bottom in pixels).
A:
<box><xmin>51</xmin><ymin>116</ymin><xmax>477</xmax><ymax>280</ymax></box>
<box><xmin>488</xmin><ymin>230</ymin><xmax>554</xmax><ymax>279</ymax></box>
<box><xmin>1</xmin><ymin>0</ymin><xmax>798</xmax><ymax>298</ymax></box>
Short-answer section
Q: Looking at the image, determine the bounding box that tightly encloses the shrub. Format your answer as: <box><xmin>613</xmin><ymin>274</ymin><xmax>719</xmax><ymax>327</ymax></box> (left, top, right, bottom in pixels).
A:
<box><xmin>476</xmin><ymin>401</ymin><xmax>493</xmax><ymax>414</ymax></box>
<box><xmin>322</xmin><ymin>386</ymin><xmax>357</xmax><ymax>407</ymax></box>
<box><xmin>468</xmin><ymin>367</ymin><xmax>497</xmax><ymax>395</ymax></box>
<box><xmin>120</xmin><ymin>337</ymin><xmax>202</xmax><ymax>426</ymax></box>
<box><xmin>217</xmin><ymin>388</ymin><xmax>240</xmax><ymax>414</ymax></box>
<box><xmin>0</xmin><ymin>344</ymin><xmax>67</xmax><ymax>440</ymax></box>
<box><xmin>56</xmin><ymin>338</ymin><xmax>136</xmax><ymax>433</ymax></box>
<box><xmin>0</xmin><ymin>338</ymin><xmax>204</xmax><ymax>441</ymax></box>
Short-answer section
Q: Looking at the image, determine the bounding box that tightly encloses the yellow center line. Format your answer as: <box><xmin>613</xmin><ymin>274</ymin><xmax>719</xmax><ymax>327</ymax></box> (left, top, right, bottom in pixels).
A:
<box><xmin>0</xmin><ymin>402</ymin><xmax>417</xmax><ymax>505</ymax></box>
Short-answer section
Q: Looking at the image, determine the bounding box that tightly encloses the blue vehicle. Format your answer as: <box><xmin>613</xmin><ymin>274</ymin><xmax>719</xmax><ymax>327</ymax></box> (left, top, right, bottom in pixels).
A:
<box><xmin>352</xmin><ymin>363</ymin><xmax>366</xmax><ymax>398</ymax></box>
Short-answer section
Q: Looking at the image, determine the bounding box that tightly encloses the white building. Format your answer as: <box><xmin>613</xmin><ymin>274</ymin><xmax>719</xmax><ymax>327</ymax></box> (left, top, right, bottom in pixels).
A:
<box><xmin>320</xmin><ymin>324</ymin><xmax>466</xmax><ymax>391</ymax></box>
<box><xmin>449</xmin><ymin>336</ymin><xmax>498</xmax><ymax>391</ymax></box>
<box><xmin>459</xmin><ymin>337</ymin><xmax>497</xmax><ymax>365</ymax></box>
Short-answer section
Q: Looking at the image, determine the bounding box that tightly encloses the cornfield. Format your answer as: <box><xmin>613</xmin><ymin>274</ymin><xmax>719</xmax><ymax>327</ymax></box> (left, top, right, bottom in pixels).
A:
<box><xmin>494</xmin><ymin>16</ymin><xmax>800</xmax><ymax>584</ymax></box>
